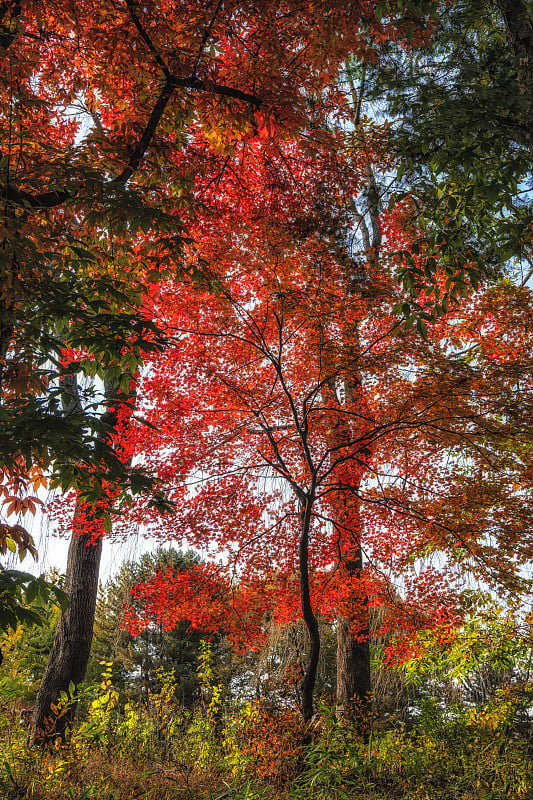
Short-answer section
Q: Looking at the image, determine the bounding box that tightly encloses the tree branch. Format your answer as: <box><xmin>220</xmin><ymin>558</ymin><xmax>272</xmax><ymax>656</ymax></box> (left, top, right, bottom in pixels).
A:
<box><xmin>4</xmin><ymin>74</ymin><xmax>261</xmax><ymax>205</ymax></box>
<box><xmin>112</xmin><ymin>82</ymin><xmax>175</xmax><ymax>185</ymax></box>
<box><xmin>125</xmin><ymin>0</ymin><xmax>172</xmax><ymax>82</ymax></box>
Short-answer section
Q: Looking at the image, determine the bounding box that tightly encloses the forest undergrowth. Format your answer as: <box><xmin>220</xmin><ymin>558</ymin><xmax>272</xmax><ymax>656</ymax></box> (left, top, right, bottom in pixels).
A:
<box><xmin>1</xmin><ymin>645</ymin><xmax>532</xmax><ymax>800</ymax></box>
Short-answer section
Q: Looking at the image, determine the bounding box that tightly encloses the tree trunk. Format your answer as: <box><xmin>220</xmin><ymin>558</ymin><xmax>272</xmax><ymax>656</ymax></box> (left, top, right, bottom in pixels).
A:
<box><xmin>334</xmin><ymin>118</ymin><xmax>379</xmax><ymax>729</ymax></box>
<box><xmin>336</xmin><ymin>613</ymin><xmax>370</xmax><ymax>720</ymax></box>
<box><xmin>31</xmin><ymin>373</ymin><xmax>134</xmax><ymax>744</ymax></box>
<box><xmin>299</xmin><ymin>494</ymin><xmax>320</xmax><ymax>724</ymax></box>
<box><xmin>335</xmin><ymin>544</ymin><xmax>371</xmax><ymax>736</ymax></box>
<box><xmin>324</xmin><ymin>373</ymin><xmax>373</xmax><ymax>735</ymax></box>
<box><xmin>332</xmin><ymin>472</ymin><xmax>371</xmax><ymax>734</ymax></box>
<box><xmin>31</xmin><ymin>521</ymin><xmax>103</xmax><ymax>742</ymax></box>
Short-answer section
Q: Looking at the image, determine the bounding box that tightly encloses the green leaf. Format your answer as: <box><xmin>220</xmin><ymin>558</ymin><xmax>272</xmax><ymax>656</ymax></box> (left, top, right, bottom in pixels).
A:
<box><xmin>24</xmin><ymin>579</ymin><xmax>39</xmax><ymax>604</ymax></box>
<box><xmin>416</xmin><ymin>318</ymin><xmax>428</xmax><ymax>340</ymax></box>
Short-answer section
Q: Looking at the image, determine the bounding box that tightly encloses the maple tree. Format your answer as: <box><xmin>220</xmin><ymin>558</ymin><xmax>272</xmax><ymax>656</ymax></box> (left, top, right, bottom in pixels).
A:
<box><xmin>119</xmin><ymin>104</ymin><xmax>533</xmax><ymax>727</ymax></box>
<box><xmin>0</xmin><ymin>0</ymin><xmax>441</xmax><ymax>742</ymax></box>
<box><xmin>0</xmin><ymin>0</ymin><xmax>529</xmax><ymax>759</ymax></box>
<box><xmin>128</xmin><ymin>276</ymin><xmax>533</xmax><ymax>721</ymax></box>
<box><xmin>118</xmin><ymin>116</ymin><xmax>390</xmax><ymax>725</ymax></box>
<box><xmin>91</xmin><ymin>548</ymin><xmax>211</xmax><ymax>704</ymax></box>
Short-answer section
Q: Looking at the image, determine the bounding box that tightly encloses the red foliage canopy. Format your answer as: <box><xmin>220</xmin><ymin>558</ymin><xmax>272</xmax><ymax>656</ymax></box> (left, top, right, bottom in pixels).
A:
<box><xmin>119</xmin><ymin>113</ymin><xmax>533</xmax><ymax>663</ymax></box>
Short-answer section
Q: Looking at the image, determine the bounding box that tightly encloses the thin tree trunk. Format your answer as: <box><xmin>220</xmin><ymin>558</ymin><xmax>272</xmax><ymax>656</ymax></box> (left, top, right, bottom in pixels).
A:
<box><xmin>299</xmin><ymin>494</ymin><xmax>320</xmax><ymax>724</ymax></box>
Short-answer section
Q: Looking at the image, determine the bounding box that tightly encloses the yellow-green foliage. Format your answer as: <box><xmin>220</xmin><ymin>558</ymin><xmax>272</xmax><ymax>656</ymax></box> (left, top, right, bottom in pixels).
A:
<box><xmin>111</xmin><ymin>667</ymin><xmax>183</xmax><ymax>761</ymax></box>
<box><xmin>1</xmin><ymin>631</ymin><xmax>533</xmax><ymax>800</ymax></box>
<box><xmin>74</xmin><ymin>662</ymin><xmax>119</xmax><ymax>750</ymax></box>
<box><xmin>398</xmin><ymin>593</ymin><xmax>533</xmax><ymax>688</ymax></box>
<box><xmin>181</xmin><ymin>640</ymin><xmax>224</xmax><ymax>772</ymax></box>
<box><xmin>223</xmin><ymin>701</ymin><xmax>261</xmax><ymax>778</ymax></box>
<box><xmin>295</xmin><ymin>698</ymin><xmax>533</xmax><ymax>800</ymax></box>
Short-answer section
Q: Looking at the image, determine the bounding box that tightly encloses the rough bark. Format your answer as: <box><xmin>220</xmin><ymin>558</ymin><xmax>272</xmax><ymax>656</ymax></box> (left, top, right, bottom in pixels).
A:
<box><xmin>323</xmin><ymin>367</ymin><xmax>373</xmax><ymax>734</ymax></box>
<box><xmin>331</xmin><ymin>427</ymin><xmax>372</xmax><ymax>733</ymax></box>
<box><xmin>31</xmin><ymin>374</ymin><xmax>133</xmax><ymax>744</ymax></box>
<box><xmin>333</xmin><ymin>388</ymin><xmax>372</xmax><ymax>734</ymax></box>
<box><xmin>335</xmin><ymin>553</ymin><xmax>371</xmax><ymax>736</ymax></box>
<box><xmin>31</xmin><ymin>523</ymin><xmax>103</xmax><ymax>742</ymax></box>
<box><xmin>336</xmin><ymin>611</ymin><xmax>370</xmax><ymax>716</ymax></box>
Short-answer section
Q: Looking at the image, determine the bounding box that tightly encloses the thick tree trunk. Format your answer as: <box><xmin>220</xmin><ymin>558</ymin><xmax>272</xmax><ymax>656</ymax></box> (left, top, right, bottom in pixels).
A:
<box><xmin>31</xmin><ymin>522</ymin><xmax>103</xmax><ymax>742</ymax></box>
<box><xmin>336</xmin><ymin>547</ymin><xmax>371</xmax><ymax>736</ymax></box>
<box><xmin>324</xmin><ymin>373</ymin><xmax>373</xmax><ymax>734</ymax></box>
<box><xmin>333</xmin><ymin>481</ymin><xmax>371</xmax><ymax>734</ymax></box>
<box><xmin>336</xmin><ymin>614</ymin><xmax>370</xmax><ymax>719</ymax></box>
<box><xmin>31</xmin><ymin>373</ymin><xmax>134</xmax><ymax>744</ymax></box>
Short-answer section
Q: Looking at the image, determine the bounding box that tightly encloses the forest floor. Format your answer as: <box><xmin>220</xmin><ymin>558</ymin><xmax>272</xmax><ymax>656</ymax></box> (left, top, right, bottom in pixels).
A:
<box><xmin>1</xmin><ymin>697</ymin><xmax>533</xmax><ymax>800</ymax></box>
